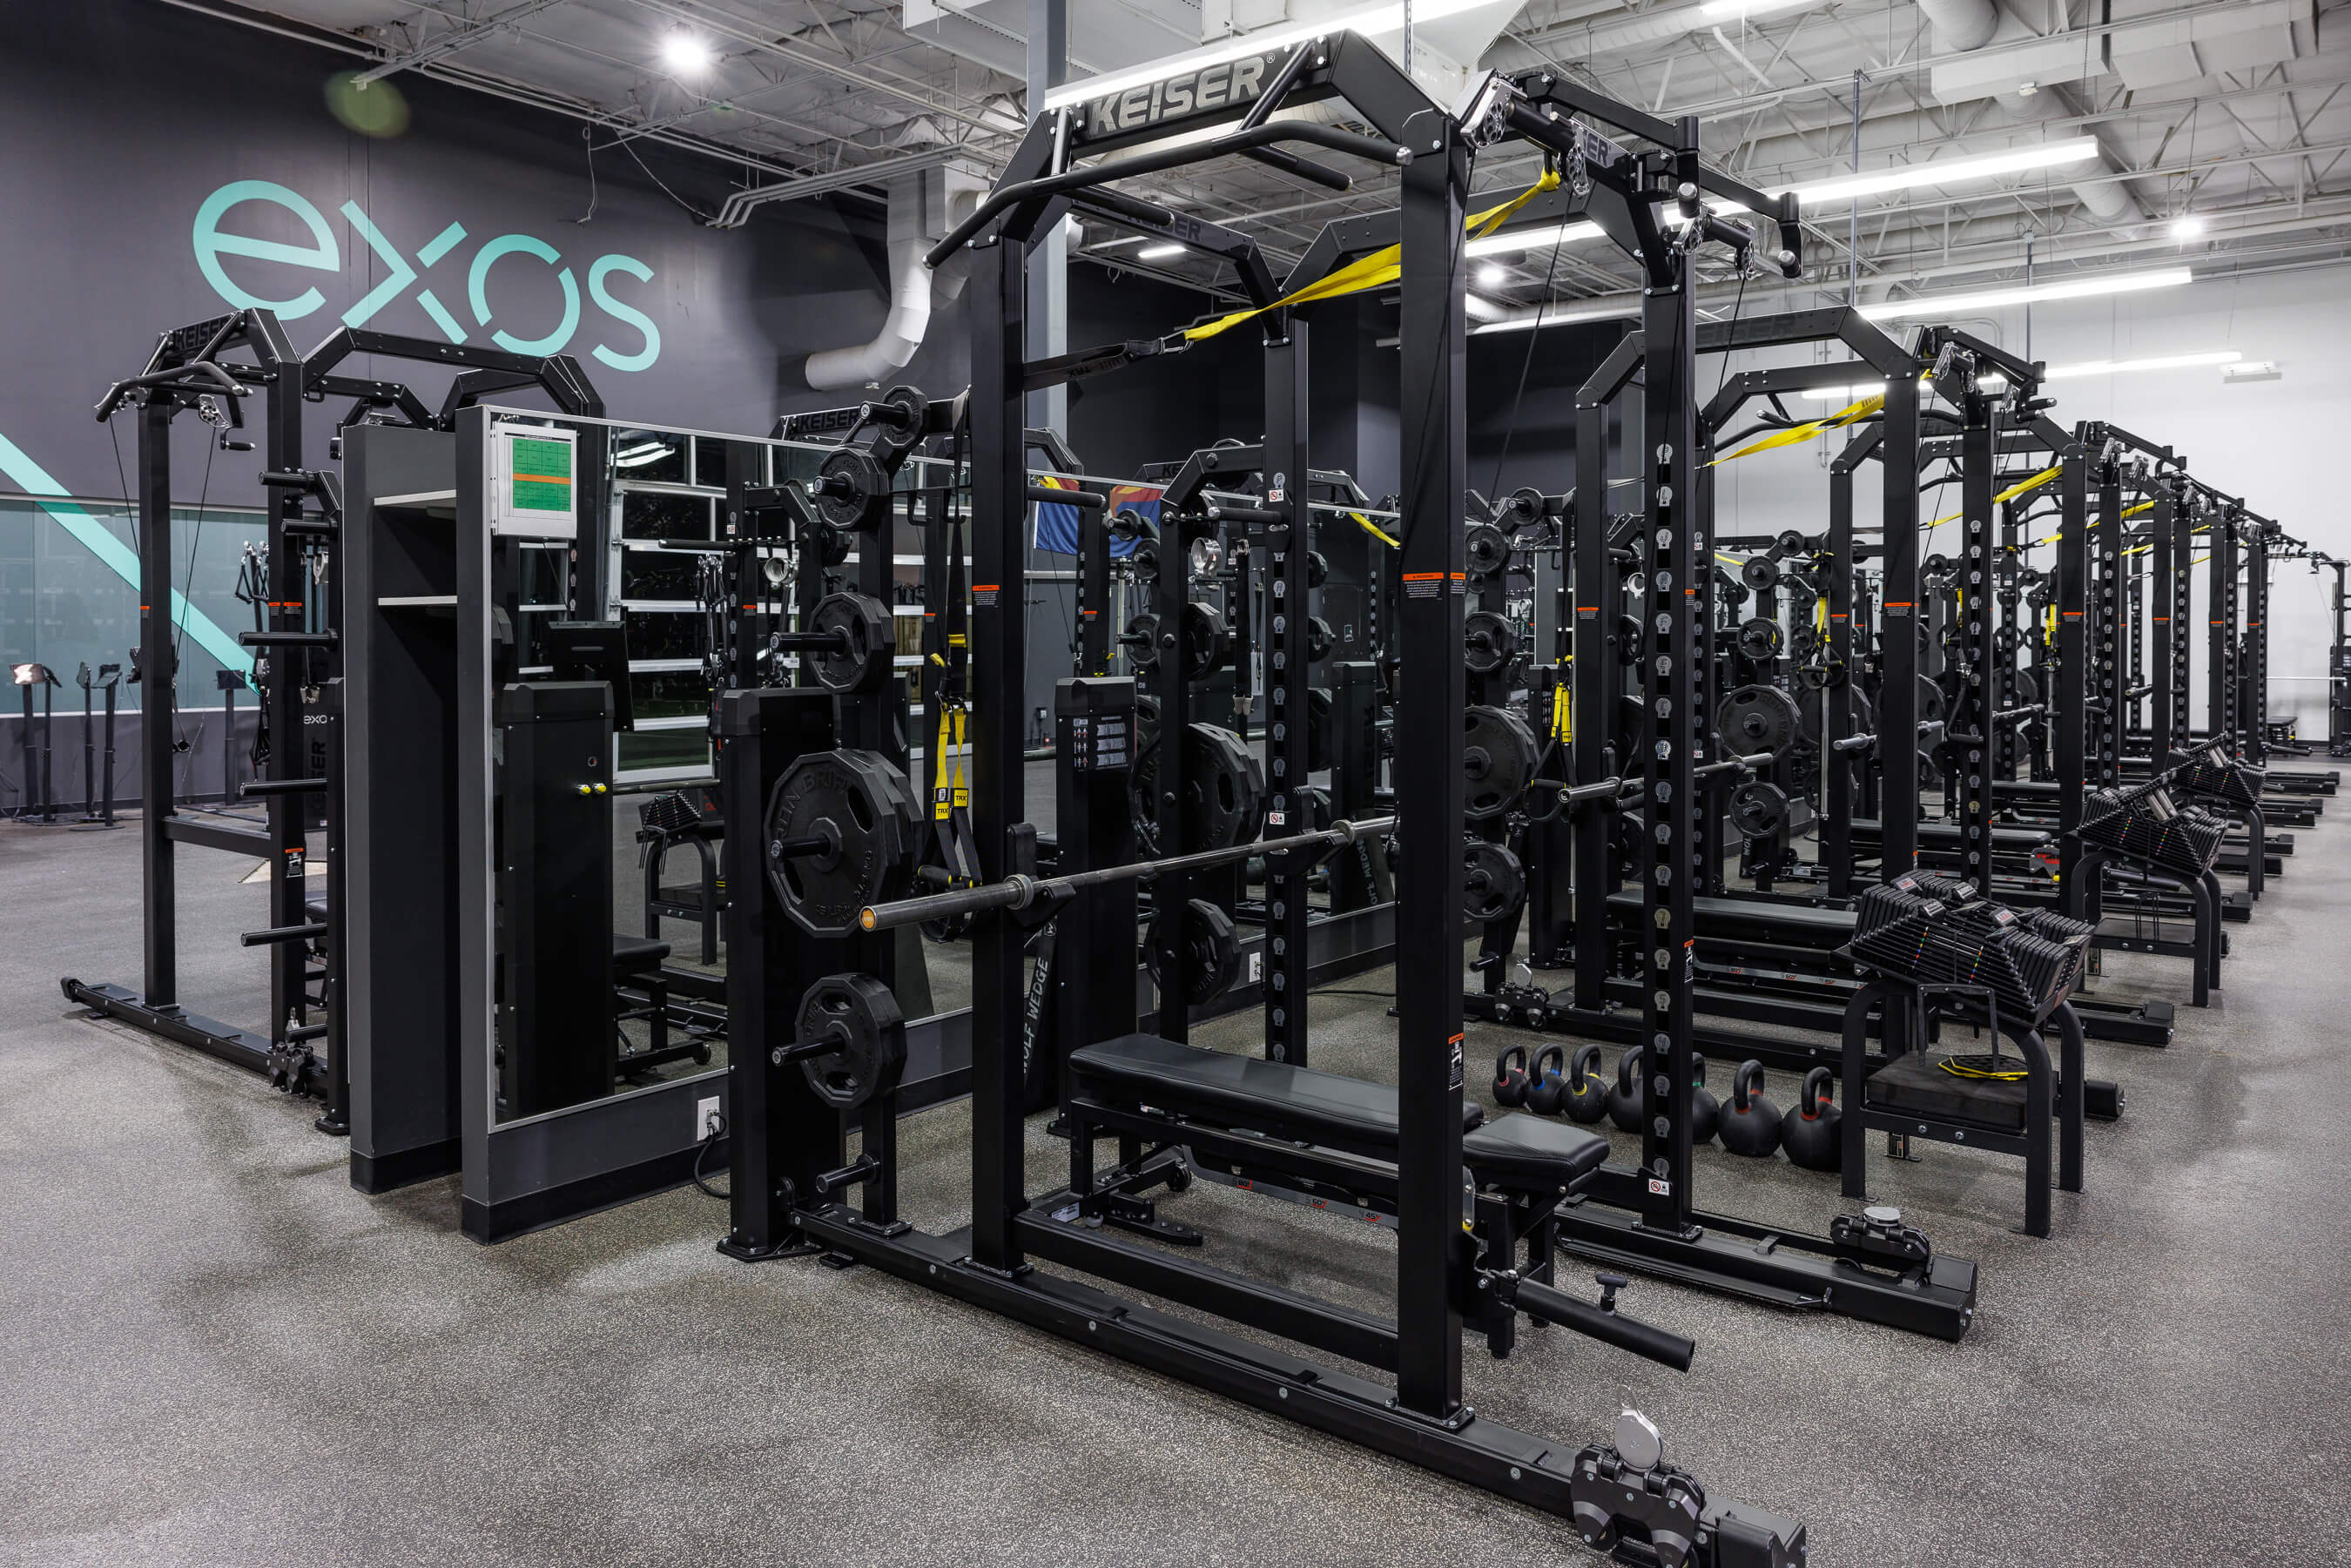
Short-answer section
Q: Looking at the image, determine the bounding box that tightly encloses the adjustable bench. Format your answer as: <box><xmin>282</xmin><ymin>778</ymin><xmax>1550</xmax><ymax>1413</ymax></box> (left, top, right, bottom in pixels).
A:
<box><xmin>1064</xmin><ymin>1034</ymin><xmax>1610</xmax><ymax>1358</ymax></box>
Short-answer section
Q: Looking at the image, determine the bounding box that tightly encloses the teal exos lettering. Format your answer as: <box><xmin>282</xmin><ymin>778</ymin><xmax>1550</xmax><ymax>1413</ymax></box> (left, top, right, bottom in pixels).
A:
<box><xmin>191</xmin><ymin>181</ymin><xmax>661</xmax><ymax>371</ymax></box>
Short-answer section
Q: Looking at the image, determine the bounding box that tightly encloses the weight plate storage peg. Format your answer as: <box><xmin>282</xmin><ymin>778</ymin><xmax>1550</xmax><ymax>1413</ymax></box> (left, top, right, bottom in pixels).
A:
<box><xmin>1462</xmin><ymin>705</ymin><xmax>1539</xmax><ymax>820</ymax></box>
<box><xmin>812</xmin><ymin>446</ymin><xmax>889</xmax><ymax>532</ymax></box>
<box><xmin>1146</xmin><ymin>898</ymin><xmax>1242</xmax><ymax>1006</ymax></box>
<box><xmin>1462</xmin><ymin>838</ymin><xmax>1526</xmax><ymax>923</ymax></box>
<box><xmin>1465</xmin><ymin>523</ymin><xmax>1511</xmax><ymax>578</ymax></box>
<box><xmin>1463</xmin><ymin>610</ymin><xmax>1518</xmax><ymax>675</ymax></box>
<box><xmin>1714</xmin><ymin>684</ymin><xmax>1802</xmax><ymax>760</ymax></box>
<box><xmin>791</xmin><ymin>972</ymin><xmax>907</xmax><ymax>1111</ymax></box>
<box><xmin>765</xmin><ymin>749</ymin><xmax>923</xmax><ymax>938</ymax></box>
<box><xmin>806</xmin><ymin>592</ymin><xmax>894</xmax><ymax>693</ymax></box>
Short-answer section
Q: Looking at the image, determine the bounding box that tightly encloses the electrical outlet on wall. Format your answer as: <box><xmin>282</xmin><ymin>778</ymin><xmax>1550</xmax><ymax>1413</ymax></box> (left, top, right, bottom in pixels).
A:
<box><xmin>1246</xmin><ymin>950</ymin><xmax>1263</xmax><ymax>984</ymax></box>
<box><xmin>697</xmin><ymin>1095</ymin><xmax>722</xmax><ymax>1141</ymax></box>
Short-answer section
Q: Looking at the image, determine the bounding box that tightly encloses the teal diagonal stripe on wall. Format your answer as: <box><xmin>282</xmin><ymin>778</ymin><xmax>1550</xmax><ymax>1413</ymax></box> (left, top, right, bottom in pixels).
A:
<box><xmin>0</xmin><ymin>428</ymin><xmax>254</xmax><ymax>676</ymax></box>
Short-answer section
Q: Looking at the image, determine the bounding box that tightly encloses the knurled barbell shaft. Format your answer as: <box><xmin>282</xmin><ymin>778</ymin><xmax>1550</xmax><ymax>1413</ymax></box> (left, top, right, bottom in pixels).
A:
<box><xmin>859</xmin><ymin>812</ymin><xmax>1399</xmax><ymax>932</ymax></box>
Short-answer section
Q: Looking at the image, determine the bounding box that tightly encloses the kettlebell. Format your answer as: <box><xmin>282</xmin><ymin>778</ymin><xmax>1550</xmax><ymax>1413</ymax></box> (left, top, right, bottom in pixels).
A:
<box><xmin>1492</xmin><ymin>1045</ymin><xmax>1531</xmax><ymax>1107</ymax></box>
<box><xmin>1779</xmin><ymin>1067</ymin><xmax>1843</xmax><ymax>1172</ymax></box>
<box><xmin>1717</xmin><ymin>1060</ymin><xmax>1782</xmax><ymax>1158</ymax></box>
<box><xmin>1559</xmin><ymin>1044</ymin><xmax>1611</xmax><ymax>1125</ymax></box>
<box><xmin>1688</xmin><ymin>1058</ymin><xmax>1721</xmax><ymax>1147</ymax></box>
<box><xmin>1525</xmin><ymin>1045</ymin><xmax>1569</xmax><ymax>1116</ymax></box>
<box><xmin>1606</xmin><ymin>1046</ymin><xmax>1647</xmax><ymax>1134</ymax></box>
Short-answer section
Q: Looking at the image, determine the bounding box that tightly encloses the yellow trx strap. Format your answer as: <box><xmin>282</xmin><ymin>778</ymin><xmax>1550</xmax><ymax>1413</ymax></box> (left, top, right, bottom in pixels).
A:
<box><xmin>929</xmin><ymin>655</ymin><xmax>968</xmax><ymax>822</ymax></box>
<box><xmin>1351</xmin><ymin>510</ymin><xmax>1400</xmax><ymax>548</ymax></box>
<box><xmin>1925</xmin><ymin>463</ymin><xmax>2064</xmax><ymax>529</ymax></box>
<box><xmin>1552</xmin><ymin>675</ymin><xmax>1572</xmax><ymax>743</ymax></box>
<box><xmin>1713</xmin><ymin>394</ymin><xmax>1884</xmax><ymax>463</ymax></box>
<box><xmin>1184</xmin><ymin>169</ymin><xmax>1561</xmax><ymax>344</ymax></box>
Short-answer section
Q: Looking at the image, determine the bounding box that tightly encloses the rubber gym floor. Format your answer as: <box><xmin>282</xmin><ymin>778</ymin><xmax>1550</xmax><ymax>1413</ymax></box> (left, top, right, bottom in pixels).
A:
<box><xmin>4</xmin><ymin>804</ymin><xmax>2347</xmax><ymax>1567</ymax></box>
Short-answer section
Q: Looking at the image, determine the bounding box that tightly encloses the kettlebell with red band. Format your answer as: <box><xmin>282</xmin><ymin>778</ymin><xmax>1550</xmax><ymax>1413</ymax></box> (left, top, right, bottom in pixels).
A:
<box><xmin>1718</xmin><ymin>1060</ymin><xmax>1782</xmax><ymax>1158</ymax></box>
<box><xmin>1492</xmin><ymin>1045</ymin><xmax>1531</xmax><ymax>1108</ymax></box>
<box><xmin>1780</xmin><ymin>1066</ymin><xmax>1842</xmax><ymax>1172</ymax></box>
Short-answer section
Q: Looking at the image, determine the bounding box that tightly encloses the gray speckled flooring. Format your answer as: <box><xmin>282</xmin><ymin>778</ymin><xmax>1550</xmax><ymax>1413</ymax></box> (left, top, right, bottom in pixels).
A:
<box><xmin>4</xmin><ymin>797</ymin><xmax>2348</xmax><ymax>1567</ymax></box>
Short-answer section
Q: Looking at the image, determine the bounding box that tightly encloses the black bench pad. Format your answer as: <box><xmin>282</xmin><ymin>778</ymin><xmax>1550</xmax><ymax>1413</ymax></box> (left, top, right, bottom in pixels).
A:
<box><xmin>1608</xmin><ymin>891</ymin><xmax>1856</xmax><ymax>948</ymax></box>
<box><xmin>613</xmin><ymin>934</ymin><xmax>671</xmax><ymax>974</ymax></box>
<box><xmin>1068</xmin><ymin>1034</ymin><xmax>1607</xmax><ymax>1188</ymax></box>
<box><xmin>1865</xmin><ymin>1051</ymin><xmax>2027</xmax><ymax>1132</ymax></box>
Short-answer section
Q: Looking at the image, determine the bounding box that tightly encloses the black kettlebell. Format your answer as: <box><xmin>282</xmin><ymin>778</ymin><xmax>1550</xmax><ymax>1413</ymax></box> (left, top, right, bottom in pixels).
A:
<box><xmin>1606</xmin><ymin>1046</ymin><xmax>1647</xmax><ymax>1134</ymax></box>
<box><xmin>1492</xmin><ymin>1045</ymin><xmax>1531</xmax><ymax>1107</ymax></box>
<box><xmin>1560</xmin><ymin>1044</ymin><xmax>1610</xmax><ymax>1125</ymax></box>
<box><xmin>1717</xmin><ymin>1060</ymin><xmax>1782</xmax><ymax>1158</ymax></box>
<box><xmin>1524</xmin><ymin>1045</ymin><xmax>1569</xmax><ymax>1115</ymax></box>
<box><xmin>1779</xmin><ymin>1067</ymin><xmax>1842</xmax><ymax>1172</ymax></box>
<box><xmin>1689</xmin><ymin>1058</ymin><xmax>1721</xmax><ymax>1147</ymax></box>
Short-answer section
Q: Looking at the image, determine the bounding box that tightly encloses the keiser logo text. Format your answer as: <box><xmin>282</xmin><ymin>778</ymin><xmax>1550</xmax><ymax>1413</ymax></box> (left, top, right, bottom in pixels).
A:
<box><xmin>1081</xmin><ymin>51</ymin><xmax>1286</xmax><ymax>139</ymax></box>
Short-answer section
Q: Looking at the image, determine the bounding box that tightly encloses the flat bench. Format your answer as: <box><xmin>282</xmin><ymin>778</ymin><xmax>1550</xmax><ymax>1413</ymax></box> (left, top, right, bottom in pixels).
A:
<box><xmin>1068</xmin><ymin>1033</ymin><xmax>1608</xmax><ymax>1195</ymax></box>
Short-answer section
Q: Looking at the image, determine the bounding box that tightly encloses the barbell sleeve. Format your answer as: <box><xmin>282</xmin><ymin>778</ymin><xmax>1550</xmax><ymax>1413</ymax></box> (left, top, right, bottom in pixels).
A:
<box><xmin>860</xmin><ymin>812</ymin><xmax>1399</xmax><ymax>933</ymax></box>
<box><xmin>1691</xmin><ymin>749</ymin><xmax>1773</xmax><ymax>780</ymax></box>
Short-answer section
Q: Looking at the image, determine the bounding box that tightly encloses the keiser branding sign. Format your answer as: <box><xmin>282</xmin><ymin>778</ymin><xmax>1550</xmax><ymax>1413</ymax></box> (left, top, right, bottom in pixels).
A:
<box><xmin>190</xmin><ymin>179</ymin><xmax>664</xmax><ymax>372</ymax></box>
<box><xmin>1078</xmin><ymin>50</ymin><xmax>1290</xmax><ymax>141</ymax></box>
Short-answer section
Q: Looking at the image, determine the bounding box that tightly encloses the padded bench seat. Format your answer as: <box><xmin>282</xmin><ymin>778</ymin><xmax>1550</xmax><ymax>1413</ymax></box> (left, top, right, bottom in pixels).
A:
<box><xmin>1068</xmin><ymin>1033</ymin><xmax>1608</xmax><ymax>1191</ymax></box>
<box><xmin>613</xmin><ymin>934</ymin><xmax>671</xmax><ymax>977</ymax></box>
<box><xmin>1847</xmin><ymin>818</ymin><xmax>2051</xmax><ymax>851</ymax></box>
<box><xmin>1865</xmin><ymin>1050</ymin><xmax>2027</xmax><ymax>1132</ymax></box>
<box><xmin>1607</xmin><ymin>890</ymin><xmax>1856</xmax><ymax>950</ymax></box>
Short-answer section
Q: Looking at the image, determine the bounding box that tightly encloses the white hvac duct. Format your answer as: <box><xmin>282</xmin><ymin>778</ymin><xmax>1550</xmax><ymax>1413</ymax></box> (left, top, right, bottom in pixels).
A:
<box><xmin>1915</xmin><ymin>0</ymin><xmax>2001</xmax><ymax>53</ymax></box>
<box><xmin>1914</xmin><ymin>0</ymin><xmax>2146</xmax><ymax>235</ymax></box>
<box><xmin>1546</xmin><ymin>0</ymin><xmax>1836</xmax><ymax>57</ymax></box>
<box><xmin>803</xmin><ymin>176</ymin><xmax>980</xmax><ymax>393</ymax></box>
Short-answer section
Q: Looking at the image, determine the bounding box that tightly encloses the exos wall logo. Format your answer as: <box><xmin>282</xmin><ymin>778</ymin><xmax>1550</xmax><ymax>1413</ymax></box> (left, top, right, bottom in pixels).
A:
<box><xmin>192</xmin><ymin>180</ymin><xmax>662</xmax><ymax>372</ymax></box>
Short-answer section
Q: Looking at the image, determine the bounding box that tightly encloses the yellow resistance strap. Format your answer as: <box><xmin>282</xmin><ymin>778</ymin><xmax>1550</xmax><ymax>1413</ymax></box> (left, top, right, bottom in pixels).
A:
<box><xmin>929</xmin><ymin>663</ymin><xmax>968</xmax><ymax>821</ymax></box>
<box><xmin>1714</xmin><ymin>394</ymin><xmax>1884</xmax><ymax>464</ymax></box>
<box><xmin>1184</xmin><ymin>169</ymin><xmax>1561</xmax><ymax>345</ymax></box>
<box><xmin>1552</xmin><ymin>673</ymin><xmax>1572</xmax><ymax>744</ymax></box>
<box><xmin>1924</xmin><ymin>463</ymin><xmax>2064</xmax><ymax>529</ymax></box>
<box><xmin>1351</xmin><ymin>510</ymin><xmax>1400</xmax><ymax>548</ymax></box>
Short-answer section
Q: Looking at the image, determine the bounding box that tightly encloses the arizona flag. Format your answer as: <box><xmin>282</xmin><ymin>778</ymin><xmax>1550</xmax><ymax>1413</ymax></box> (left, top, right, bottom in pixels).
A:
<box><xmin>1033</xmin><ymin>479</ymin><xmax>1162</xmax><ymax>555</ymax></box>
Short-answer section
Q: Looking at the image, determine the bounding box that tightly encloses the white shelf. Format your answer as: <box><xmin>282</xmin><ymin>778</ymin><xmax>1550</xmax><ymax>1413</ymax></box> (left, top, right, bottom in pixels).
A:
<box><xmin>376</xmin><ymin>594</ymin><xmax>457</xmax><ymax>608</ymax></box>
<box><xmin>376</xmin><ymin>490</ymin><xmax>457</xmax><ymax>513</ymax></box>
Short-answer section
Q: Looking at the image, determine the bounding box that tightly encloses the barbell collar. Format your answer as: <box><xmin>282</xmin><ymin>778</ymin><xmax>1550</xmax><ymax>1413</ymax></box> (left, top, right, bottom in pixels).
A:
<box><xmin>859</xmin><ymin>813</ymin><xmax>1398</xmax><ymax>933</ymax></box>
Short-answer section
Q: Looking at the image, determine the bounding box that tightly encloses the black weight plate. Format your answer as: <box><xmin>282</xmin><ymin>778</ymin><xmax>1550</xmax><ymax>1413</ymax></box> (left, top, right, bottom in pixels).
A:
<box><xmin>1466</xmin><ymin>523</ymin><xmax>1511</xmax><ymax>578</ymax></box>
<box><xmin>792</xmin><ymin>972</ymin><xmax>906</xmax><ymax>1111</ymax></box>
<box><xmin>1917</xmin><ymin>675</ymin><xmax>1946</xmax><ymax>727</ymax></box>
<box><xmin>1736</xmin><ymin>616</ymin><xmax>1783</xmax><ymax>661</ymax></box>
<box><xmin>813</xmin><ymin>446</ymin><xmax>887</xmax><ymax>532</ymax></box>
<box><xmin>1124</xmin><ymin>612</ymin><xmax>1161</xmax><ymax>671</ymax></box>
<box><xmin>1714</xmin><ymin>684</ymin><xmax>1801</xmax><ymax>759</ymax></box>
<box><xmin>1130</xmin><ymin>538</ymin><xmax>1161</xmax><ymax>582</ymax></box>
<box><xmin>1728</xmin><ymin>780</ymin><xmax>1789</xmax><ymax>838</ymax></box>
<box><xmin>1741</xmin><ymin>556</ymin><xmax>1782</xmax><ymax>592</ymax></box>
<box><xmin>1182</xmin><ymin>723</ymin><xmax>1264</xmax><ymax>851</ymax></box>
<box><xmin>807</xmin><ymin>591</ymin><xmax>893</xmax><ymax>693</ymax></box>
<box><xmin>1110</xmin><ymin>505</ymin><xmax>1152</xmax><ymax>542</ymax></box>
<box><xmin>1464</xmin><ymin>704</ymin><xmax>1539</xmax><ymax>820</ymax></box>
<box><xmin>818</xmin><ymin>526</ymin><xmax>852</xmax><ymax>566</ymax></box>
<box><xmin>1464</xmin><ymin>610</ymin><xmax>1517</xmax><ymax>675</ymax></box>
<box><xmin>765</xmin><ymin>749</ymin><xmax>921</xmax><ymax>938</ymax></box>
<box><xmin>1305</xmin><ymin>615</ymin><xmax>1334</xmax><ymax>664</ymax></box>
<box><xmin>1463</xmin><ymin>839</ymin><xmax>1526</xmax><ymax>923</ymax></box>
<box><xmin>1775</xmin><ymin>528</ymin><xmax>1809</xmax><ymax>557</ymax></box>
<box><xmin>1146</xmin><ymin>898</ymin><xmax>1241</xmax><ymax>1006</ymax></box>
<box><xmin>1305</xmin><ymin>686</ymin><xmax>1333</xmax><ymax>772</ymax></box>
<box><xmin>1130</xmin><ymin>695</ymin><xmax>1162</xmax><ymax>851</ymax></box>
<box><xmin>1182</xmin><ymin>601</ymin><xmax>1231</xmax><ymax>679</ymax></box>
<box><xmin>1305</xmin><ymin>548</ymin><xmax>1327</xmax><ymax>589</ymax></box>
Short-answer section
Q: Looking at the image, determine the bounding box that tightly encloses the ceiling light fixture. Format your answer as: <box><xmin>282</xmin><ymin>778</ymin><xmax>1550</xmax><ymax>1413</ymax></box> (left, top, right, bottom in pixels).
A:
<box><xmin>1858</xmin><ymin>267</ymin><xmax>2193</xmax><ymax>321</ymax></box>
<box><xmin>1476</xmin><ymin>263</ymin><xmax>1507</xmax><ymax>287</ymax></box>
<box><xmin>1137</xmin><ymin>242</ymin><xmax>1187</xmax><ymax>261</ymax></box>
<box><xmin>1802</xmin><ymin>350</ymin><xmax>2242</xmax><ymax>399</ymax></box>
<box><xmin>2169</xmin><ymin>214</ymin><xmax>2208</xmax><ymax>239</ymax></box>
<box><xmin>1465</xmin><ymin>219</ymin><xmax>1604</xmax><ymax>259</ymax></box>
<box><xmin>660</xmin><ymin>28</ymin><xmax>714</xmax><ymax>75</ymax></box>
<box><xmin>1784</xmin><ymin>138</ymin><xmax>2100</xmax><ymax>208</ymax></box>
<box><xmin>1697</xmin><ymin>0</ymin><xmax>1821</xmax><ymax>20</ymax></box>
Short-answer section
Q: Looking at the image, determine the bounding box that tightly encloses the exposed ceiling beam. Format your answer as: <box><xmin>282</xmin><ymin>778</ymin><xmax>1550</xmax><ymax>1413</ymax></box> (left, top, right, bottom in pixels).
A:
<box><xmin>354</xmin><ymin>0</ymin><xmax>576</xmax><ymax>85</ymax></box>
